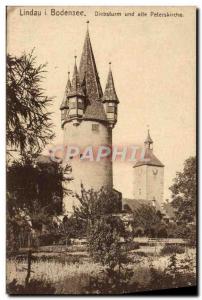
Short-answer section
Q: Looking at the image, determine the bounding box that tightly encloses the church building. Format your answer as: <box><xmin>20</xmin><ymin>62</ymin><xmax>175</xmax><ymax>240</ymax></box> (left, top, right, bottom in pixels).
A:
<box><xmin>133</xmin><ymin>130</ymin><xmax>164</xmax><ymax>211</ymax></box>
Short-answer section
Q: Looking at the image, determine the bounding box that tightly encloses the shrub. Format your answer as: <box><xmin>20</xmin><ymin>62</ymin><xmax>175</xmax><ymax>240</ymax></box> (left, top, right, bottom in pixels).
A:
<box><xmin>134</xmin><ymin>226</ymin><xmax>144</xmax><ymax>237</ymax></box>
<box><xmin>38</xmin><ymin>233</ymin><xmax>68</xmax><ymax>246</ymax></box>
<box><xmin>7</xmin><ymin>279</ymin><xmax>55</xmax><ymax>295</ymax></box>
<box><xmin>157</xmin><ymin>226</ymin><xmax>168</xmax><ymax>238</ymax></box>
<box><xmin>160</xmin><ymin>244</ymin><xmax>185</xmax><ymax>255</ymax></box>
<box><xmin>87</xmin><ymin>215</ymin><xmax>127</xmax><ymax>268</ymax></box>
<box><xmin>127</xmin><ymin>241</ymin><xmax>140</xmax><ymax>251</ymax></box>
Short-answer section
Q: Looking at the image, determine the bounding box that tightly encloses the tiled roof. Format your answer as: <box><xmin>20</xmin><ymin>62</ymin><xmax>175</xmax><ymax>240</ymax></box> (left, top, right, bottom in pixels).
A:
<box><xmin>83</xmin><ymin>101</ymin><xmax>107</xmax><ymax>122</ymax></box>
<box><xmin>79</xmin><ymin>30</ymin><xmax>103</xmax><ymax>103</ymax></box>
<box><xmin>68</xmin><ymin>62</ymin><xmax>85</xmax><ymax>98</ymax></box>
<box><xmin>102</xmin><ymin>67</ymin><xmax>119</xmax><ymax>103</ymax></box>
<box><xmin>60</xmin><ymin>73</ymin><xmax>71</xmax><ymax>110</ymax></box>
<box><xmin>123</xmin><ymin>198</ymin><xmax>152</xmax><ymax>211</ymax></box>
<box><xmin>133</xmin><ymin>148</ymin><xmax>164</xmax><ymax>168</ymax></box>
<box><xmin>123</xmin><ymin>198</ymin><xmax>162</xmax><ymax>214</ymax></box>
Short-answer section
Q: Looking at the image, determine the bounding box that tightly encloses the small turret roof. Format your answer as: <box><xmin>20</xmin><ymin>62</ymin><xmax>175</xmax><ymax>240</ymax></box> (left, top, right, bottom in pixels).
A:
<box><xmin>102</xmin><ymin>63</ymin><xmax>119</xmax><ymax>103</ymax></box>
<box><xmin>60</xmin><ymin>72</ymin><xmax>71</xmax><ymax>110</ymax></box>
<box><xmin>68</xmin><ymin>58</ymin><xmax>85</xmax><ymax>98</ymax></box>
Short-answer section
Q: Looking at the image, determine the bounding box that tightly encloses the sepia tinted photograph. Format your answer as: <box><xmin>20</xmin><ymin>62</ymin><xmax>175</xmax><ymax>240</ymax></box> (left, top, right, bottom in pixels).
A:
<box><xmin>6</xmin><ymin>6</ymin><xmax>197</xmax><ymax>295</ymax></box>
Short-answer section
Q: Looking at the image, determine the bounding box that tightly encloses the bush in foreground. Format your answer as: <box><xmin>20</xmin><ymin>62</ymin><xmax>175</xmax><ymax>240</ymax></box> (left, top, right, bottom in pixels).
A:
<box><xmin>160</xmin><ymin>244</ymin><xmax>185</xmax><ymax>256</ymax></box>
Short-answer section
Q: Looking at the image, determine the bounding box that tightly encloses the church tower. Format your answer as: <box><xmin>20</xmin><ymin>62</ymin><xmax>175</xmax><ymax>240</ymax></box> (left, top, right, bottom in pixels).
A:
<box><xmin>133</xmin><ymin>130</ymin><xmax>164</xmax><ymax>210</ymax></box>
<box><xmin>60</xmin><ymin>24</ymin><xmax>120</xmax><ymax>214</ymax></box>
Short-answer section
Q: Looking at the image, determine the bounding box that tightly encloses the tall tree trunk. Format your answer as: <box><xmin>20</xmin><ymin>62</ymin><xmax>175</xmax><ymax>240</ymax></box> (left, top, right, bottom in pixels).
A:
<box><xmin>25</xmin><ymin>249</ymin><xmax>32</xmax><ymax>286</ymax></box>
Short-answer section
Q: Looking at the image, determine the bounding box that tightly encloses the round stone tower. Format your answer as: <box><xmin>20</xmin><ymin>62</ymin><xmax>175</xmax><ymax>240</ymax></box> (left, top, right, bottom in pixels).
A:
<box><xmin>60</xmin><ymin>25</ymin><xmax>120</xmax><ymax>214</ymax></box>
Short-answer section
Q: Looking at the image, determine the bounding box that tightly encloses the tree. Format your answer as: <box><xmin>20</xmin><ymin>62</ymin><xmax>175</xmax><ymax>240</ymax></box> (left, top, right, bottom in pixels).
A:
<box><xmin>73</xmin><ymin>185</ymin><xmax>122</xmax><ymax>231</ymax></box>
<box><xmin>169</xmin><ymin>156</ymin><xmax>196</xmax><ymax>224</ymax></box>
<box><xmin>74</xmin><ymin>186</ymin><xmax>134</xmax><ymax>294</ymax></box>
<box><xmin>132</xmin><ymin>204</ymin><xmax>163</xmax><ymax>237</ymax></box>
<box><xmin>86</xmin><ymin>215</ymin><xmax>134</xmax><ymax>294</ymax></box>
<box><xmin>7</xmin><ymin>158</ymin><xmax>71</xmax><ymax>249</ymax></box>
<box><xmin>88</xmin><ymin>215</ymin><xmax>127</xmax><ymax>268</ymax></box>
<box><xmin>7</xmin><ymin>50</ymin><xmax>54</xmax><ymax>158</ymax></box>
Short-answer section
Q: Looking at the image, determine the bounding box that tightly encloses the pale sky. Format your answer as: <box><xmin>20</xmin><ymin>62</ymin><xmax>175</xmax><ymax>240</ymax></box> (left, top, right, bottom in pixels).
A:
<box><xmin>7</xmin><ymin>6</ymin><xmax>196</xmax><ymax>200</ymax></box>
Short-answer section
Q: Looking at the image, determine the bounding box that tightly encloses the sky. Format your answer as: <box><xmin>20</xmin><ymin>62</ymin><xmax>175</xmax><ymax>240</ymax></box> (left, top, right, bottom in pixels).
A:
<box><xmin>7</xmin><ymin>6</ymin><xmax>196</xmax><ymax>200</ymax></box>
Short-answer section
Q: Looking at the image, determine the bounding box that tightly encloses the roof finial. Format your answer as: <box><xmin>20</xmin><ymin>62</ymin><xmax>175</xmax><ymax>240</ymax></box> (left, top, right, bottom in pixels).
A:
<box><xmin>144</xmin><ymin>125</ymin><xmax>153</xmax><ymax>149</ymax></box>
<box><xmin>147</xmin><ymin>124</ymin><xmax>150</xmax><ymax>134</ymax></box>
<box><xmin>68</xmin><ymin>71</ymin><xmax>70</xmax><ymax>79</ymax></box>
<box><xmin>86</xmin><ymin>20</ymin><xmax>90</xmax><ymax>31</ymax></box>
<box><xmin>74</xmin><ymin>55</ymin><xmax>77</xmax><ymax>65</ymax></box>
<box><xmin>109</xmin><ymin>62</ymin><xmax>112</xmax><ymax>71</ymax></box>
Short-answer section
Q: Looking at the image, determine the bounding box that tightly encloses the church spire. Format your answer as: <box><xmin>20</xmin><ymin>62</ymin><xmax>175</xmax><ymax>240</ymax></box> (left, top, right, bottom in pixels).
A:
<box><xmin>79</xmin><ymin>22</ymin><xmax>103</xmax><ymax>103</ymax></box>
<box><xmin>102</xmin><ymin>62</ymin><xmax>119</xmax><ymax>103</ymax></box>
<box><xmin>144</xmin><ymin>128</ymin><xmax>153</xmax><ymax>150</ymax></box>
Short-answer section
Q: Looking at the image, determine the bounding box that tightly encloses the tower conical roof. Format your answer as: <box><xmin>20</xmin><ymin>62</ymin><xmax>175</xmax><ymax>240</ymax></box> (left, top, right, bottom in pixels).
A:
<box><xmin>68</xmin><ymin>58</ymin><xmax>85</xmax><ymax>98</ymax></box>
<box><xmin>102</xmin><ymin>64</ymin><xmax>119</xmax><ymax>103</ymax></box>
<box><xmin>79</xmin><ymin>29</ymin><xmax>103</xmax><ymax>103</ymax></box>
<box><xmin>60</xmin><ymin>72</ymin><xmax>71</xmax><ymax>109</ymax></box>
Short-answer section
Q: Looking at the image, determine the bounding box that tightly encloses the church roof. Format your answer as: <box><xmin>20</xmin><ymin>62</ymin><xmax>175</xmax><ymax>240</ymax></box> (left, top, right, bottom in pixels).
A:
<box><xmin>123</xmin><ymin>198</ymin><xmax>152</xmax><ymax>211</ymax></box>
<box><xmin>79</xmin><ymin>29</ymin><xmax>103</xmax><ymax>103</ymax></box>
<box><xmin>123</xmin><ymin>198</ymin><xmax>175</xmax><ymax>220</ymax></box>
<box><xmin>133</xmin><ymin>148</ymin><xmax>164</xmax><ymax>168</ymax></box>
<box><xmin>102</xmin><ymin>64</ymin><xmax>119</xmax><ymax>103</ymax></box>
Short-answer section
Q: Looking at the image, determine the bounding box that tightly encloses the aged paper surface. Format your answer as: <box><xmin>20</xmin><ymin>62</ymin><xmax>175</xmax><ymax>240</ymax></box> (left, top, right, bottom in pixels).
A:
<box><xmin>6</xmin><ymin>6</ymin><xmax>196</xmax><ymax>295</ymax></box>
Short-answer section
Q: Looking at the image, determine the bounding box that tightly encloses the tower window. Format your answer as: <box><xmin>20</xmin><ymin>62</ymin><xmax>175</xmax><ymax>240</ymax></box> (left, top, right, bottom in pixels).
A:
<box><xmin>107</xmin><ymin>106</ymin><xmax>116</xmax><ymax>113</ymax></box>
<box><xmin>92</xmin><ymin>124</ymin><xmax>99</xmax><ymax>132</ymax></box>
<box><xmin>69</xmin><ymin>102</ymin><xmax>76</xmax><ymax>109</ymax></box>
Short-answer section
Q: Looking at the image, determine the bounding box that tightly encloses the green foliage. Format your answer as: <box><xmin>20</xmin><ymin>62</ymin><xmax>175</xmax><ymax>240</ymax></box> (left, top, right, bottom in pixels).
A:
<box><xmin>7</xmin><ymin>159</ymin><xmax>66</xmax><ymax>217</ymax></box>
<box><xmin>127</xmin><ymin>241</ymin><xmax>140</xmax><ymax>251</ymax></box>
<box><xmin>74</xmin><ymin>187</ymin><xmax>134</xmax><ymax>293</ymax></box>
<box><xmin>73</xmin><ymin>185</ymin><xmax>122</xmax><ymax>232</ymax></box>
<box><xmin>148</xmin><ymin>254</ymin><xmax>196</xmax><ymax>291</ymax></box>
<box><xmin>87</xmin><ymin>215</ymin><xmax>127</xmax><ymax>269</ymax></box>
<box><xmin>160</xmin><ymin>244</ymin><xmax>185</xmax><ymax>256</ymax></box>
<box><xmin>60</xmin><ymin>215</ymin><xmax>86</xmax><ymax>238</ymax></box>
<box><xmin>157</xmin><ymin>225</ymin><xmax>168</xmax><ymax>238</ymax></box>
<box><xmin>7</xmin><ymin>279</ymin><xmax>55</xmax><ymax>295</ymax></box>
<box><xmin>7</xmin><ymin>159</ymin><xmax>71</xmax><ymax>249</ymax></box>
<box><xmin>170</xmin><ymin>156</ymin><xmax>196</xmax><ymax>224</ymax></box>
<box><xmin>166</xmin><ymin>222</ymin><xmax>196</xmax><ymax>242</ymax></box>
<box><xmin>86</xmin><ymin>267</ymin><xmax>135</xmax><ymax>294</ymax></box>
<box><xmin>7</xmin><ymin>51</ymin><xmax>54</xmax><ymax>158</ymax></box>
<box><xmin>132</xmin><ymin>204</ymin><xmax>165</xmax><ymax>237</ymax></box>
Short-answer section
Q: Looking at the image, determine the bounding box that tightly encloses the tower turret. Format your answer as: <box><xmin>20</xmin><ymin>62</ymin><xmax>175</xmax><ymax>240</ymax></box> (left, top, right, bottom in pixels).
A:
<box><xmin>133</xmin><ymin>129</ymin><xmax>164</xmax><ymax>210</ymax></box>
<box><xmin>67</xmin><ymin>56</ymin><xmax>85</xmax><ymax>126</ymax></box>
<box><xmin>61</xmin><ymin>23</ymin><xmax>121</xmax><ymax>214</ymax></box>
<box><xmin>144</xmin><ymin>129</ymin><xmax>153</xmax><ymax>150</ymax></box>
<box><xmin>102</xmin><ymin>63</ymin><xmax>119</xmax><ymax>128</ymax></box>
<box><xmin>60</xmin><ymin>71</ymin><xmax>71</xmax><ymax>126</ymax></box>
